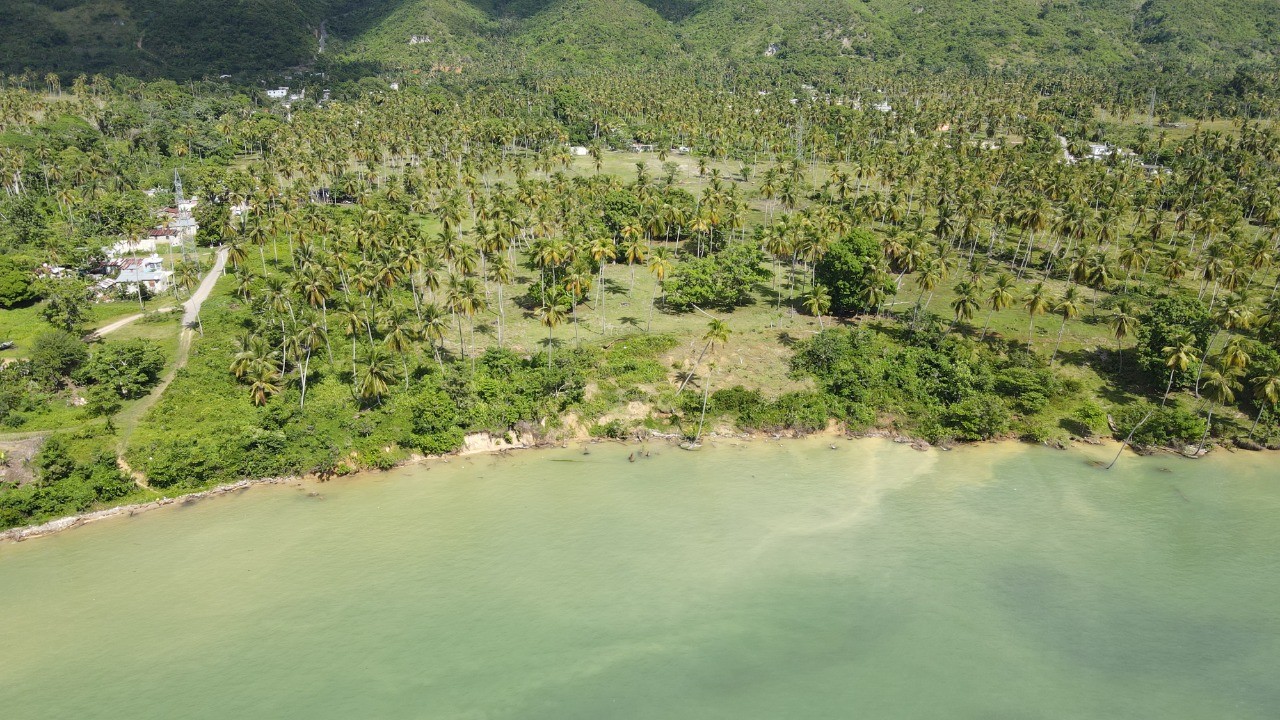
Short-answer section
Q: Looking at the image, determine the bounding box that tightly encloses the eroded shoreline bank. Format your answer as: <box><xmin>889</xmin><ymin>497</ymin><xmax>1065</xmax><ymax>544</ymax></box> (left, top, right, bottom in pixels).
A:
<box><xmin>0</xmin><ymin>427</ymin><xmax>1264</xmax><ymax>544</ymax></box>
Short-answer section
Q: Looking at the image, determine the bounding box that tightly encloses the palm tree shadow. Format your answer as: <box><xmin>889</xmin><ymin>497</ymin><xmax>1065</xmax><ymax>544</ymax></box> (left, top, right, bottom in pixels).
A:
<box><xmin>617</xmin><ymin>316</ymin><xmax>642</xmax><ymax>330</ymax></box>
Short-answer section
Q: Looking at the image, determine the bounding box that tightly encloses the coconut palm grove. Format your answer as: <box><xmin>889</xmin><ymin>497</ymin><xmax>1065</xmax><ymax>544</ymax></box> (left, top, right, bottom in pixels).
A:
<box><xmin>1</xmin><ymin>0</ymin><xmax>1280</xmax><ymax>529</ymax></box>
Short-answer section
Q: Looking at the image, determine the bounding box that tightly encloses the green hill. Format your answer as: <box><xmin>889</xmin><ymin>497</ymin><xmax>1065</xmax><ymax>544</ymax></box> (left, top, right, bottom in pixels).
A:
<box><xmin>3</xmin><ymin>0</ymin><xmax>1278</xmax><ymax>79</ymax></box>
<box><xmin>1</xmin><ymin>0</ymin><xmax>343</xmax><ymax>77</ymax></box>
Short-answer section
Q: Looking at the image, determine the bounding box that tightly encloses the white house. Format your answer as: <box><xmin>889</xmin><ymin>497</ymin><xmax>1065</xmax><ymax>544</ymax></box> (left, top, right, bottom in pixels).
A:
<box><xmin>569</xmin><ymin>145</ymin><xmax>589</xmax><ymax>156</ymax></box>
<box><xmin>266</xmin><ymin>87</ymin><xmax>289</xmax><ymax>99</ymax></box>
<box><xmin>102</xmin><ymin>254</ymin><xmax>172</xmax><ymax>295</ymax></box>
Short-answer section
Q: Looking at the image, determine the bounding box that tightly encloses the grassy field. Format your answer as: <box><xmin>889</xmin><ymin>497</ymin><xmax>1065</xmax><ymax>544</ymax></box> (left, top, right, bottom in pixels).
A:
<box><xmin>0</xmin><ymin>299</ymin><xmax>168</xmax><ymax>361</ymax></box>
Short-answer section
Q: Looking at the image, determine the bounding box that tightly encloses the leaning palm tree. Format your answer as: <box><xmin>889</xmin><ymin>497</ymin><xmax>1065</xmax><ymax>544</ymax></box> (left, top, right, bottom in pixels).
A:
<box><xmin>694</xmin><ymin>361</ymin><xmax>717</xmax><ymax>446</ymax></box>
<box><xmin>1050</xmin><ymin>286</ymin><xmax>1083</xmax><ymax>364</ymax></box>
<box><xmin>677</xmin><ymin>319</ymin><xmax>731</xmax><ymax>395</ymax></box>
<box><xmin>979</xmin><ymin>273</ymin><xmax>1016</xmax><ymax>340</ymax></box>
<box><xmin>1194</xmin><ymin>365</ymin><xmax>1241</xmax><ymax>456</ymax></box>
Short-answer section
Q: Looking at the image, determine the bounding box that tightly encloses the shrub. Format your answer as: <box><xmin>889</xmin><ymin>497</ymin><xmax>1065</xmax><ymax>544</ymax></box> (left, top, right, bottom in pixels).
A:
<box><xmin>943</xmin><ymin>395</ymin><xmax>1011</xmax><ymax>441</ymax></box>
<box><xmin>1112</xmin><ymin>401</ymin><xmax>1205</xmax><ymax>448</ymax></box>
<box><xmin>30</xmin><ymin>330</ymin><xmax>87</xmax><ymax>387</ymax></box>
<box><xmin>0</xmin><ymin>257</ymin><xmax>37</xmax><ymax>309</ymax></box>
<box><xmin>589</xmin><ymin>419</ymin><xmax>628</xmax><ymax>439</ymax></box>
<box><xmin>663</xmin><ymin>243</ymin><xmax>771</xmax><ymax>311</ymax></box>
<box><xmin>813</xmin><ymin>229</ymin><xmax>896</xmax><ymax>315</ymax></box>
<box><xmin>78</xmin><ymin>338</ymin><xmax>166</xmax><ymax>399</ymax></box>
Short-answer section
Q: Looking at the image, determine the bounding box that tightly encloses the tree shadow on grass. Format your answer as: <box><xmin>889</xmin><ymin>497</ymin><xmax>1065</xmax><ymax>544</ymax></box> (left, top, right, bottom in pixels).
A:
<box><xmin>602</xmin><ymin>278</ymin><xmax>627</xmax><ymax>296</ymax></box>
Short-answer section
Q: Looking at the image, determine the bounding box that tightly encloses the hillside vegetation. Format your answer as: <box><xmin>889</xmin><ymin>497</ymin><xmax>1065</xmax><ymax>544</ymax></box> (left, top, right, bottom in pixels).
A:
<box><xmin>3</xmin><ymin>0</ymin><xmax>1278</xmax><ymax>80</ymax></box>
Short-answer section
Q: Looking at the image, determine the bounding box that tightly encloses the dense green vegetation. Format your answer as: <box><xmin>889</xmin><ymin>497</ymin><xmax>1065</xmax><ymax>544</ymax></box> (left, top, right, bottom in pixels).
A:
<box><xmin>4</xmin><ymin>0</ymin><xmax>1280</xmax><ymax>92</ymax></box>
<box><xmin>3</xmin><ymin>7</ymin><xmax>1280</xmax><ymax>530</ymax></box>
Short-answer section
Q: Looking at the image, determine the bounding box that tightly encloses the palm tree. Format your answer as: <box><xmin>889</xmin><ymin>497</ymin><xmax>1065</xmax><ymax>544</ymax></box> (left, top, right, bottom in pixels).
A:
<box><xmin>535</xmin><ymin>301</ymin><xmax>569</xmax><ymax>368</ymax></box>
<box><xmin>1220</xmin><ymin>336</ymin><xmax>1251</xmax><ymax>373</ymax></box>
<box><xmin>621</xmin><ymin>234</ymin><xmax>646</xmax><ymax>296</ymax></box>
<box><xmin>248</xmin><ymin>366</ymin><xmax>282</xmax><ymax>407</ymax></box>
<box><xmin>803</xmin><ymin>283</ymin><xmax>832</xmax><ymax>328</ymax></box>
<box><xmin>1050</xmin><ymin>286</ymin><xmax>1083</xmax><ymax>363</ymax></box>
<box><xmin>419</xmin><ymin>302</ymin><xmax>449</xmax><ymax>368</ymax></box>
<box><xmin>979</xmin><ymin>273</ymin><xmax>1016</xmax><ymax>340</ymax></box>
<box><xmin>912</xmin><ymin>256</ymin><xmax>944</xmax><ymax>315</ymax></box>
<box><xmin>1248</xmin><ymin>371</ymin><xmax>1280</xmax><ymax>440</ymax></box>
<box><xmin>646</xmin><ymin>247</ymin><xmax>674</xmax><ymax>332</ymax></box>
<box><xmin>486</xmin><ymin>254</ymin><xmax>513</xmax><ymax>347</ymax></box>
<box><xmin>295</xmin><ymin>319</ymin><xmax>327</xmax><ymax>409</ymax></box>
<box><xmin>1109</xmin><ymin>300</ymin><xmax>1139</xmax><ymax>370</ymax></box>
<box><xmin>694</xmin><ymin>361</ymin><xmax>717</xmax><ymax>446</ymax></box>
<box><xmin>225</xmin><ymin>237</ymin><xmax>249</xmax><ymax>270</ymax></box>
<box><xmin>381</xmin><ymin>305</ymin><xmax>419</xmax><ymax>387</ymax></box>
<box><xmin>589</xmin><ymin>234</ymin><xmax>615</xmax><ymax>332</ymax></box>
<box><xmin>230</xmin><ymin>333</ymin><xmax>272</xmax><ymax>380</ymax></box>
<box><xmin>357</xmin><ymin>345</ymin><xmax>396</xmax><ymax>405</ymax></box>
<box><xmin>233</xmin><ymin>269</ymin><xmax>257</xmax><ymax>303</ymax></box>
<box><xmin>173</xmin><ymin>261</ymin><xmax>203</xmax><ymax>335</ymax></box>
<box><xmin>1193</xmin><ymin>301</ymin><xmax>1255</xmax><ymax>397</ymax></box>
<box><xmin>1024</xmin><ymin>282</ymin><xmax>1051</xmax><ymax>345</ymax></box>
<box><xmin>949</xmin><ymin>280</ymin><xmax>980</xmax><ymax>332</ymax></box>
<box><xmin>677</xmin><ymin>319</ymin><xmax>731</xmax><ymax>394</ymax></box>
<box><xmin>563</xmin><ymin>266</ymin><xmax>592</xmax><ymax>344</ymax></box>
<box><xmin>338</xmin><ymin>302</ymin><xmax>369</xmax><ymax>378</ymax></box>
<box><xmin>1194</xmin><ymin>365</ymin><xmax>1241</xmax><ymax>456</ymax></box>
<box><xmin>1161</xmin><ymin>337</ymin><xmax>1198</xmax><ymax>406</ymax></box>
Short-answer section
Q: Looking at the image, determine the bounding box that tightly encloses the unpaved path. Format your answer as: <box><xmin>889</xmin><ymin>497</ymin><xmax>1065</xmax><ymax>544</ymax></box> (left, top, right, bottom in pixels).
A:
<box><xmin>0</xmin><ymin>249</ymin><xmax>228</xmax><ymax>486</ymax></box>
<box><xmin>116</xmin><ymin>247</ymin><xmax>228</xmax><ymax>486</ymax></box>
<box><xmin>91</xmin><ymin>305</ymin><xmax>176</xmax><ymax>337</ymax></box>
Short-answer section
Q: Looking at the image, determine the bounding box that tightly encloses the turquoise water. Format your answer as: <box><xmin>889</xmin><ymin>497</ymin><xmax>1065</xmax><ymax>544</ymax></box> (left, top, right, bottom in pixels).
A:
<box><xmin>1</xmin><ymin>439</ymin><xmax>1278</xmax><ymax>719</ymax></box>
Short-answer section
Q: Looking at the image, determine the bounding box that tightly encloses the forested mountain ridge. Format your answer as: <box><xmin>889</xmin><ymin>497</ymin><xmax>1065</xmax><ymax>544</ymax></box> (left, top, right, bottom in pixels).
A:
<box><xmin>3</xmin><ymin>0</ymin><xmax>1278</xmax><ymax>79</ymax></box>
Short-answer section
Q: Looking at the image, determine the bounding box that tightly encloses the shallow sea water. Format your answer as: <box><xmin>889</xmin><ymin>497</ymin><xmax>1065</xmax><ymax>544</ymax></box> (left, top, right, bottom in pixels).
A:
<box><xmin>1</xmin><ymin>438</ymin><xmax>1277</xmax><ymax>719</ymax></box>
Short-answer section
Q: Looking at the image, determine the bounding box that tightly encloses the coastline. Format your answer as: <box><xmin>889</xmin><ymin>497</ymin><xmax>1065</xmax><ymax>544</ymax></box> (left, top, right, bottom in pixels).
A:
<box><xmin>0</xmin><ymin>425</ymin><xmax>1261</xmax><ymax>545</ymax></box>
